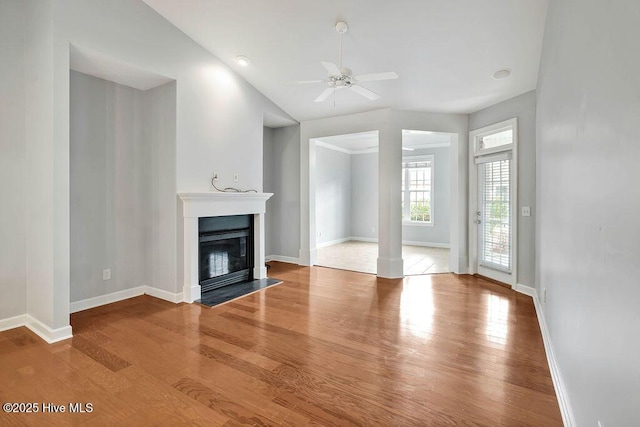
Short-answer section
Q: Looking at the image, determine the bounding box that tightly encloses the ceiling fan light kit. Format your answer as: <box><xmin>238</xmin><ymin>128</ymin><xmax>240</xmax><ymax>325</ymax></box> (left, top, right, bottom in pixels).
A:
<box><xmin>298</xmin><ymin>21</ymin><xmax>399</xmax><ymax>104</ymax></box>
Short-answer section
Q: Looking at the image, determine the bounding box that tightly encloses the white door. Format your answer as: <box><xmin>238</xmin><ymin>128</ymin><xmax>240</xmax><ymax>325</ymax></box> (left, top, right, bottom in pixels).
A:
<box><xmin>469</xmin><ymin>119</ymin><xmax>517</xmax><ymax>287</ymax></box>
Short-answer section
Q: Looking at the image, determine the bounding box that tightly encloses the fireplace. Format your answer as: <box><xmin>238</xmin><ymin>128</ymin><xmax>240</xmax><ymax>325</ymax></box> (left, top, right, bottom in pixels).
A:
<box><xmin>199</xmin><ymin>215</ymin><xmax>253</xmax><ymax>293</ymax></box>
<box><xmin>178</xmin><ymin>192</ymin><xmax>273</xmax><ymax>303</ymax></box>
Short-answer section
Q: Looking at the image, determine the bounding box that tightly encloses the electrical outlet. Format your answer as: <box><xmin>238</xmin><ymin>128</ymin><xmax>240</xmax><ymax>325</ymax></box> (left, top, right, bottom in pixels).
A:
<box><xmin>102</xmin><ymin>269</ymin><xmax>111</xmax><ymax>281</ymax></box>
<box><xmin>213</xmin><ymin>173</ymin><xmax>219</xmax><ymax>181</ymax></box>
<box><xmin>371</xmin><ymin>226</ymin><xmax>375</xmax><ymax>233</ymax></box>
<box><xmin>233</xmin><ymin>173</ymin><xmax>239</xmax><ymax>182</ymax></box>
<box><xmin>522</xmin><ymin>206</ymin><xmax>531</xmax><ymax>217</ymax></box>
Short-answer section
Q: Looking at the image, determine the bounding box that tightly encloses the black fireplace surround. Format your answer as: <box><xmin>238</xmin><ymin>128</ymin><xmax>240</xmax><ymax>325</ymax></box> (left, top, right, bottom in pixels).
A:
<box><xmin>199</xmin><ymin>215</ymin><xmax>254</xmax><ymax>293</ymax></box>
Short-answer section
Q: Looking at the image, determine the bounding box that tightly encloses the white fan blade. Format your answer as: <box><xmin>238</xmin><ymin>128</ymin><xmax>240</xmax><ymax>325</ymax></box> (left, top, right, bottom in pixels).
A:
<box><xmin>350</xmin><ymin>84</ymin><xmax>379</xmax><ymax>100</ymax></box>
<box><xmin>314</xmin><ymin>87</ymin><xmax>334</xmax><ymax>102</ymax></box>
<box><xmin>321</xmin><ymin>61</ymin><xmax>342</xmax><ymax>76</ymax></box>
<box><xmin>354</xmin><ymin>71</ymin><xmax>399</xmax><ymax>82</ymax></box>
<box><xmin>295</xmin><ymin>80</ymin><xmax>325</xmax><ymax>84</ymax></box>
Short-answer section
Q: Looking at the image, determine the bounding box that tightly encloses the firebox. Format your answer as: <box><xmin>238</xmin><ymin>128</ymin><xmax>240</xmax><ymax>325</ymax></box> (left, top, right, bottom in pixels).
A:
<box><xmin>199</xmin><ymin>215</ymin><xmax>254</xmax><ymax>293</ymax></box>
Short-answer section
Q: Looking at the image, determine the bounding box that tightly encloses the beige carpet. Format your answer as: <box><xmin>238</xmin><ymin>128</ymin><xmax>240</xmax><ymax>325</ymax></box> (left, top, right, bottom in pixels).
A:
<box><xmin>316</xmin><ymin>240</ymin><xmax>449</xmax><ymax>275</ymax></box>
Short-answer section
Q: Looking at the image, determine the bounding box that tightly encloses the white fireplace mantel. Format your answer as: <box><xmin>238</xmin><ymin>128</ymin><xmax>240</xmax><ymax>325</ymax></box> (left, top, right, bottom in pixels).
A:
<box><xmin>178</xmin><ymin>192</ymin><xmax>273</xmax><ymax>303</ymax></box>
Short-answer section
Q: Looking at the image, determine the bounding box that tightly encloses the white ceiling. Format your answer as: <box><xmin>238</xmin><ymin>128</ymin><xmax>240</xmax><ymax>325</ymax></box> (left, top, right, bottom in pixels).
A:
<box><xmin>70</xmin><ymin>44</ymin><xmax>174</xmax><ymax>91</ymax></box>
<box><xmin>143</xmin><ymin>0</ymin><xmax>548</xmax><ymax>123</ymax></box>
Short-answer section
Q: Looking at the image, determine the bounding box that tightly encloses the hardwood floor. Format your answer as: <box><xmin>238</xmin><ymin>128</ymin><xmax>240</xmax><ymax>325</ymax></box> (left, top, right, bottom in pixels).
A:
<box><xmin>0</xmin><ymin>262</ymin><xmax>562</xmax><ymax>426</ymax></box>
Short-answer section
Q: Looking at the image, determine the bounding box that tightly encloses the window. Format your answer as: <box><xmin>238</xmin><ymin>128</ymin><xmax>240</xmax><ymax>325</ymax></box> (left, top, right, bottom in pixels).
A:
<box><xmin>479</xmin><ymin>129</ymin><xmax>512</xmax><ymax>151</ymax></box>
<box><xmin>402</xmin><ymin>156</ymin><xmax>433</xmax><ymax>223</ymax></box>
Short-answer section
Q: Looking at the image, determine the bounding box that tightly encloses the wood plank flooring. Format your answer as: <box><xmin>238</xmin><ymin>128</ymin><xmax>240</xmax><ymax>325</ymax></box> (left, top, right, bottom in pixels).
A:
<box><xmin>0</xmin><ymin>262</ymin><xmax>562</xmax><ymax>426</ymax></box>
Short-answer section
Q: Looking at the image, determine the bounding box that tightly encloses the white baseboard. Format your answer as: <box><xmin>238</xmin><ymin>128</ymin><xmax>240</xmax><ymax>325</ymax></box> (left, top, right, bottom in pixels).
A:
<box><xmin>70</xmin><ymin>286</ymin><xmax>146</xmax><ymax>313</ymax></box>
<box><xmin>71</xmin><ymin>285</ymin><xmax>183</xmax><ymax>314</ymax></box>
<box><xmin>401</xmin><ymin>240</ymin><xmax>450</xmax><ymax>249</ymax></box>
<box><xmin>183</xmin><ymin>284</ymin><xmax>200</xmax><ymax>304</ymax></box>
<box><xmin>0</xmin><ymin>314</ymin><xmax>27</xmax><ymax>332</ymax></box>
<box><xmin>515</xmin><ymin>283</ymin><xmax>536</xmax><ymax>298</ymax></box>
<box><xmin>6</xmin><ymin>286</ymin><xmax>182</xmax><ymax>345</ymax></box>
<box><xmin>144</xmin><ymin>286</ymin><xmax>183</xmax><ymax>304</ymax></box>
<box><xmin>519</xmin><ymin>286</ymin><xmax>575</xmax><ymax>427</ymax></box>
<box><xmin>348</xmin><ymin>236</ymin><xmax>450</xmax><ymax>249</ymax></box>
<box><xmin>316</xmin><ymin>237</ymin><xmax>351</xmax><ymax>248</ymax></box>
<box><xmin>349</xmin><ymin>236</ymin><xmax>378</xmax><ymax>243</ymax></box>
<box><xmin>1</xmin><ymin>313</ymin><xmax>73</xmax><ymax>343</ymax></box>
<box><xmin>25</xmin><ymin>315</ymin><xmax>73</xmax><ymax>344</ymax></box>
<box><xmin>266</xmin><ymin>254</ymin><xmax>300</xmax><ymax>264</ymax></box>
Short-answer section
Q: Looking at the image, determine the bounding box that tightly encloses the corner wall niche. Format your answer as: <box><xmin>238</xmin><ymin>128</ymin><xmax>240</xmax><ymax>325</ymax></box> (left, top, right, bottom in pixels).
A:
<box><xmin>69</xmin><ymin>65</ymin><xmax>177</xmax><ymax>311</ymax></box>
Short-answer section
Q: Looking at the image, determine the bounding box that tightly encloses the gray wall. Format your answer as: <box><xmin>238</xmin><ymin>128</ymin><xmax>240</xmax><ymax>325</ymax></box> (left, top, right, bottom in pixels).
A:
<box><xmin>469</xmin><ymin>90</ymin><xmax>536</xmax><ymax>287</ymax></box>
<box><xmin>316</xmin><ymin>145</ymin><xmax>352</xmax><ymax>245</ymax></box>
<box><xmin>70</xmin><ymin>71</ymin><xmax>147</xmax><ymax>301</ymax></box>
<box><xmin>402</xmin><ymin>146</ymin><xmax>451</xmax><ymax>245</ymax></box>
<box><xmin>70</xmin><ymin>71</ymin><xmax>176</xmax><ymax>302</ymax></box>
<box><xmin>263</xmin><ymin>127</ymin><xmax>275</xmax><ymax>256</ymax></box>
<box><xmin>351</xmin><ymin>153</ymin><xmax>379</xmax><ymax>240</ymax></box>
<box><xmin>0</xmin><ymin>0</ymin><xmax>26</xmax><ymax>320</ymax></box>
<box><xmin>536</xmin><ymin>1</ymin><xmax>640</xmax><ymax>425</ymax></box>
<box><xmin>264</xmin><ymin>124</ymin><xmax>300</xmax><ymax>259</ymax></box>
<box><xmin>144</xmin><ymin>82</ymin><xmax>177</xmax><ymax>293</ymax></box>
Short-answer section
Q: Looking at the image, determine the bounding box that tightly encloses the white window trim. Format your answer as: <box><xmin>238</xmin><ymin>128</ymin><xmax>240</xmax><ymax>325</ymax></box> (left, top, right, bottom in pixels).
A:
<box><xmin>473</xmin><ymin>121</ymin><xmax>515</xmax><ymax>157</ymax></box>
<box><xmin>402</xmin><ymin>154</ymin><xmax>434</xmax><ymax>225</ymax></box>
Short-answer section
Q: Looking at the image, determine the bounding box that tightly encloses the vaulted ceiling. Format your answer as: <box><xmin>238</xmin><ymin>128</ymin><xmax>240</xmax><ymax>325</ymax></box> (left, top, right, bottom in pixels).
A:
<box><xmin>143</xmin><ymin>0</ymin><xmax>548</xmax><ymax>123</ymax></box>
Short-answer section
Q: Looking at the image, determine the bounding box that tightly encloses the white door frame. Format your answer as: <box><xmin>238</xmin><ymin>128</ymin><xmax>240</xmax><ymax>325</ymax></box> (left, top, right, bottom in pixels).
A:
<box><xmin>468</xmin><ymin>118</ymin><xmax>518</xmax><ymax>287</ymax></box>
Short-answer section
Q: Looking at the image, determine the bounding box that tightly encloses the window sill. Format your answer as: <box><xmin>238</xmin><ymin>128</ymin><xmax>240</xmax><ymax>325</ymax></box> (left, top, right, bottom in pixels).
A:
<box><xmin>402</xmin><ymin>221</ymin><xmax>434</xmax><ymax>227</ymax></box>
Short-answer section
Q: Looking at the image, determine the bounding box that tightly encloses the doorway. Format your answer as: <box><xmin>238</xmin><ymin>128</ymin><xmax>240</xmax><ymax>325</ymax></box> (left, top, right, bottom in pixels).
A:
<box><xmin>401</xmin><ymin>129</ymin><xmax>453</xmax><ymax>275</ymax></box>
<box><xmin>469</xmin><ymin>119</ymin><xmax>518</xmax><ymax>286</ymax></box>
<box><xmin>312</xmin><ymin>131</ymin><xmax>379</xmax><ymax>274</ymax></box>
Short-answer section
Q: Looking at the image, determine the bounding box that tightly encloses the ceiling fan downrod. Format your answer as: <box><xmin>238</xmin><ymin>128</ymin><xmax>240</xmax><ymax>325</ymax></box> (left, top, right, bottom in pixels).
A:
<box><xmin>335</xmin><ymin>21</ymin><xmax>348</xmax><ymax>71</ymax></box>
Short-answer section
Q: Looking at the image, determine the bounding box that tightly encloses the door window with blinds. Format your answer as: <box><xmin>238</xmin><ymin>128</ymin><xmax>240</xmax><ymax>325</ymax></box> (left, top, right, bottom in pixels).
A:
<box><xmin>402</xmin><ymin>156</ymin><xmax>433</xmax><ymax>224</ymax></box>
<box><xmin>477</xmin><ymin>154</ymin><xmax>511</xmax><ymax>271</ymax></box>
<box><xmin>470</xmin><ymin>118</ymin><xmax>517</xmax><ymax>286</ymax></box>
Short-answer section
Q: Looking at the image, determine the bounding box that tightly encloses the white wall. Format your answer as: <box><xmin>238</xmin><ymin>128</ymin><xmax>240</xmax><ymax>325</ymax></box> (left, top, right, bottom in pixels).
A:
<box><xmin>25</xmin><ymin>0</ymin><xmax>67</xmax><ymax>330</ymax></box>
<box><xmin>56</xmin><ymin>0</ymin><xmax>294</xmax><ymax>193</ymax></box>
<box><xmin>350</xmin><ymin>153</ymin><xmax>379</xmax><ymax>240</ymax></box>
<box><xmin>402</xmin><ymin>146</ymin><xmax>451</xmax><ymax>246</ymax></box>
<box><xmin>469</xmin><ymin>90</ymin><xmax>536</xmax><ymax>287</ymax></box>
<box><xmin>0</xmin><ymin>0</ymin><xmax>27</xmax><ymax>322</ymax></box>
<box><xmin>316</xmin><ymin>145</ymin><xmax>352</xmax><ymax>245</ymax></box>
<box><xmin>536</xmin><ymin>1</ymin><xmax>640</xmax><ymax>425</ymax></box>
<box><xmin>264</xmin><ymin>124</ymin><xmax>301</xmax><ymax>260</ymax></box>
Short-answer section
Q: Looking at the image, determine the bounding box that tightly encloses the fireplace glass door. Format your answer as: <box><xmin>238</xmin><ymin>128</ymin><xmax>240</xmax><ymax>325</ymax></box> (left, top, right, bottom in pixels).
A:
<box><xmin>199</xmin><ymin>215</ymin><xmax>254</xmax><ymax>293</ymax></box>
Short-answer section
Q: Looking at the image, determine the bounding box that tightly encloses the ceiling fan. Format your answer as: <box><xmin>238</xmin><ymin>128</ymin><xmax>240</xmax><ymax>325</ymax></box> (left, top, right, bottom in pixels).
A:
<box><xmin>298</xmin><ymin>21</ymin><xmax>399</xmax><ymax>103</ymax></box>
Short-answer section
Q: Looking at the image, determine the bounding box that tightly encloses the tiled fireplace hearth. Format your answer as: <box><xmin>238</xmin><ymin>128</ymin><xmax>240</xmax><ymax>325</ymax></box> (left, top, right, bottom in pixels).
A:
<box><xmin>178</xmin><ymin>192</ymin><xmax>273</xmax><ymax>303</ymax></box>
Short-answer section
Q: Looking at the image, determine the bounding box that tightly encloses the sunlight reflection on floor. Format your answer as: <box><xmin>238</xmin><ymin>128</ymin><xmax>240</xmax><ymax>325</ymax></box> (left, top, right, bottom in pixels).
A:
<box><xmin>485</xmin><ymin>294</ymin><xmax>510</xmax><ymax>345</ymax></box>
<box><xmin>400</xmin><ymin>276</ymin><xmax>435</xmax><ymax>339</ymax></box>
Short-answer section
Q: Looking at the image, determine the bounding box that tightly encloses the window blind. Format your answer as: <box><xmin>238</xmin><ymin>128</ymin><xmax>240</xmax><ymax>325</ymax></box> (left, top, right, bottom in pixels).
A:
<box><xmin>480</xmin><ymin>158</ymin><xmax>511</xmax><ymax>272</ymax></box>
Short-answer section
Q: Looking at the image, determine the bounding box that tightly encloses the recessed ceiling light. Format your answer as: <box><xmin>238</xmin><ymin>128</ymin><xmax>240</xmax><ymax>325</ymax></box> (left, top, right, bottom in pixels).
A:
<box><xmin>235</xmin><ymin>55</ymin><xmax>251</xmax><ymax>67</ymax></box>
<box><xmin>492</xmin><ymin>69</ymin><xmax>512</xmax><ymax>80</ymax></box>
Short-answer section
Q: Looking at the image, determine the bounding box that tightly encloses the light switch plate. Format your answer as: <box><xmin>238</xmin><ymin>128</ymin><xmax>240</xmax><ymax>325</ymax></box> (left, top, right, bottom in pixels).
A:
<box><xmin>521</xmin><ymin>206</ymin><xmax>531</xmax><ymax>217</ymax></box>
